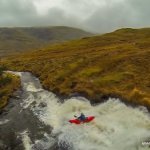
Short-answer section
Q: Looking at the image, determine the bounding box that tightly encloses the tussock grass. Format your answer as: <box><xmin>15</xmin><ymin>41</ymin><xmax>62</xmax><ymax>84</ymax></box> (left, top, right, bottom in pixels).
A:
<box><xmin>0</xmin><ymin>67</ymin><xmax>20</xmax><ymax>109</ymax></box>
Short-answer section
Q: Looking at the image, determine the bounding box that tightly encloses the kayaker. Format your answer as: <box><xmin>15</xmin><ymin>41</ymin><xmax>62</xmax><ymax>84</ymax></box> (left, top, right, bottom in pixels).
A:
<box><xmin>74</xmin><ymin>113</ymin><xmax>86</xmax><ymax>121</ymax></box>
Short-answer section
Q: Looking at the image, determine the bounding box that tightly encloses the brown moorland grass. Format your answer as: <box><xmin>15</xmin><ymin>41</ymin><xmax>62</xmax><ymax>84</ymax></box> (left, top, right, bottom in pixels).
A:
<box><xmin>1</xmin><ymin>28</ymin><xmax>150</xmax><ymax>109</ymax></box>
<box><xmin>0</xmin><ymin>68</ymin><xmax>20</xmax><ymax>109</ymax></box>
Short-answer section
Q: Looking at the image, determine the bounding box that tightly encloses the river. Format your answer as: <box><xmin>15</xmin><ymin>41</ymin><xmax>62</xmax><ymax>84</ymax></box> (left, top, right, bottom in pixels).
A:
<box><xmin>0</xmin><ymin>72</ymin><xmax>150</xmax><ymax>150</ymax></box>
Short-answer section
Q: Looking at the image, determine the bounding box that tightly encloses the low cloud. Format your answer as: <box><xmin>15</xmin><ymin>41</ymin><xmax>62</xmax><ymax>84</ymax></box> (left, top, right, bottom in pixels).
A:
<box><xmin>0</xmin><ymin>0</ymin><xmax>150</xmax><ymax>33</ymax></box>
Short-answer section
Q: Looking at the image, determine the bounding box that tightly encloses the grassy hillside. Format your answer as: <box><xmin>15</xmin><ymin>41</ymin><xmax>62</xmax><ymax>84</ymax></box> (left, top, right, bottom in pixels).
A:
<box><xmin>0</xmin><ymin>26</ymin><xmax>92</xmax><ymax>56</ymax></box>
<box><xmin>1</xmin><ymin>28</ymin><xmax>150</xmax><ymax>109</ymax></box>
<box><xmin>0</xmin><ymin>66</ymin><xmax>20</xmax><ymax>109</ymax></box>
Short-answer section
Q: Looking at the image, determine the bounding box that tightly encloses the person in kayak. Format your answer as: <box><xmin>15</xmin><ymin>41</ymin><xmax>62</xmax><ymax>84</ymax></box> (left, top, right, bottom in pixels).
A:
<box><xmin>74</xmin><ymin>113</ymin><xmax>86</xmax><ymax>121</ymax></box>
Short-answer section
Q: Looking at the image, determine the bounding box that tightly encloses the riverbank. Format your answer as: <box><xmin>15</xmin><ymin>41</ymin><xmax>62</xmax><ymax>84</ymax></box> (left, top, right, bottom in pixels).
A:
<box><xmin>0</xmin><ymin>72</ymin><xmax>20</xmax><ymax>109</ymax></box>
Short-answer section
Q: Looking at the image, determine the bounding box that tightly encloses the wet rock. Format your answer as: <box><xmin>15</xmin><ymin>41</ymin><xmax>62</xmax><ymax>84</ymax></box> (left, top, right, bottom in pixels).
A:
<box><xmin>1</xmin><ymin>109</ymin><xmax>9</xmax><ymax>115</ymax></box>
<box><xmin>69</xmin><ymin>92</ymin><xmax>81</xmax><ymax>97</ymax></box>
<box><xmin>32</xmin><ymin>143</ymin><xmax>44</xmax><ymax>150</ymax></box>
<box><xmin>11</xmin><ymin>90</ymin><xmax>22</xmax><ymax>99</ymax></box>
<box><xmin>0</xmin><ymin>110</ymin><xmax>3</xmax><ymax>115</ymax></box>
<box><xmin>0</xmin><ymin>140</ymin><xmax>8</xmax><ymax>150</ymax></box>
<box><xmin>38</xmin><ymin>102</ymin><xmax>47</xmax><ymax>108</ymax></box>
<box><xmin>31</xmin><ymin>101</ymin><xmax>37</xmax><ymax>106</ymax></box>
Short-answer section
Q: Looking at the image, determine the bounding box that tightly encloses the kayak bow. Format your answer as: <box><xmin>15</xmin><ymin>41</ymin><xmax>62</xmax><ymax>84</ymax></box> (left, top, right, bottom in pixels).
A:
<box><xmin>69</xmin><ymin>116</ymin><xmax>95</xmax><ymax>124</ymax></box>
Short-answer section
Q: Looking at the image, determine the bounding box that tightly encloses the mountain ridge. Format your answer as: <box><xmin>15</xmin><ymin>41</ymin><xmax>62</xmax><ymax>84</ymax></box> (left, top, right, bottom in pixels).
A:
<box><xmin>0</xmin><ymin>26</ymin><xmax>92</xmax><ymax>56</ymax></box>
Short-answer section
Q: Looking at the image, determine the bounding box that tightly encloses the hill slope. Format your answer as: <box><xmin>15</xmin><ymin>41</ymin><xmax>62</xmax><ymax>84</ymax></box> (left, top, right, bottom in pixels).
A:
<box><xmin>0</xmin><ymin>26</ymin><xmax>92</xmax><ymax>56</ymax></box>
<box><xmin>1</xmin><ymin>28</ymin><xmax>150</xmax><ymax>109</ymax></box>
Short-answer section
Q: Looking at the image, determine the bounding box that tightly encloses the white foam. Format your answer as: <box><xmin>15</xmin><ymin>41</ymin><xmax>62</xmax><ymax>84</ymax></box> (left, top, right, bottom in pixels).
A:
<box><xmin>21</xmin><ymin>130</ymin><xmax>32</xmax><ymax>150</ymax></box>
<box><xmin>0</xmin><ymin>119</ymin><xmax>10</xmax><ymax>125</ymax></box>
<box><xmin>33</xmin><ymin>133</ymin><xmax>55</xmax><ymax>149</ymax></box>
<box><xmin>30</xmin><ymin>93</ymin><xmax>150</xmax><ymax>150</ymax></box>
<box><xmin>20</xmin><ymin>93</ymin><xmax>35</xmax><ymax>109</ymax></box>
<box><xmin>23</xmin><ymin>82</ymin><xmax>43</xmax><ymax>92</ymax></box>
<box><xmin>18</xmin><ymin>72</ymin><xmax>150</xmax><ymax>150</ymax></box>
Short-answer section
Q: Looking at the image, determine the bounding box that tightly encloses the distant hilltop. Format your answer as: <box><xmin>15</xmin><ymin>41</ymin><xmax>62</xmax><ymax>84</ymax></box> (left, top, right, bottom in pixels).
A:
<box><xmin>0</xmin><ymin>26</ymin><xmax>92</xmax><ymax>56</ymax></box>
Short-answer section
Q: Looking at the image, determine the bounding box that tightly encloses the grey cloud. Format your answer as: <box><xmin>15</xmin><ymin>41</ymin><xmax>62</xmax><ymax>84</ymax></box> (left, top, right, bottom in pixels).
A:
<box><xmin>83</xmin><ymin>0</ymin><xmax>150</xmax><ymax>33</ymax></box>
<box><xmin>0</xmin><ymin>0</ymin><xmax>38</xmax><ymax>26</ymax></box>
<box><xmin>31</xmin><ymin>7</ymin><xmax>81</xmax><ymax>27</ymax></box>
<box><xmin>0</xmin><ymin>0</ymin><xmax>150</xmax><ymax>33</ymax></box>
<box><xmin>127</xmin><ymin>0</ymin><xmax>150</xmax><ymax>27</ymax></box>
<box><xmin>84</xmin><ymin>1</ymin><xmax>135</xmax><ymax>33</ymax></box>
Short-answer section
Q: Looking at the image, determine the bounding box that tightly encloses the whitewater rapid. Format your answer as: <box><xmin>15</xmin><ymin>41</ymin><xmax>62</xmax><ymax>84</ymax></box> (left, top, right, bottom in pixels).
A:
<box><xmin>1</xmin><ymin>72</ymin><xmax>150</xmax><ymax>150</ymax></box>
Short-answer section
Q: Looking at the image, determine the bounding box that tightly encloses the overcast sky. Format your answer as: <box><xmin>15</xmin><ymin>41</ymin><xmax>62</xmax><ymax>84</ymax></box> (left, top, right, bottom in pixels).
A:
<box><xmin>0</xmin><ymin>0</ymin><xmax>150</xmax><ymax>33</ymax></box>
